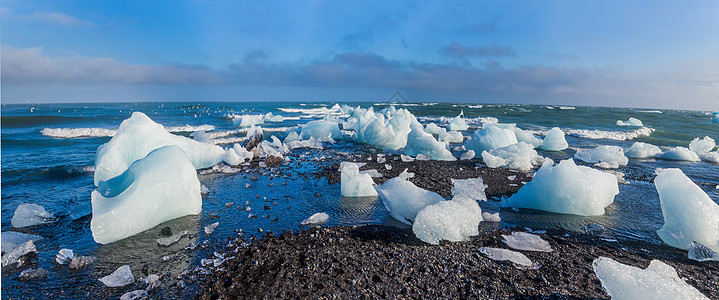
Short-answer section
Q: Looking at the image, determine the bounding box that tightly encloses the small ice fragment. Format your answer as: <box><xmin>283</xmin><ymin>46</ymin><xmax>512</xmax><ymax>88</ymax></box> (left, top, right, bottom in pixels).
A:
<box><xmin>360</xmin><ymin>169</ymin><xmax>383</xmax><ymax>178</ymax></box>
<box><xmin>157</xmin><ymin>230</ymin><xmax>190</xmax><ymax>247</ymax></box>
<box><xmin>200</xmin><ymin>184</ymin><xmax>210</xmax><ymax>195</ymax></box>
<box><xmin>401</xmin><ymin>155</ymin><xmax>415</xmax><ymax>162</ymax></box>
<box><xmin>120</xmin><ymin>290</ymin><xmax>148</xmax><ymax>300</ymax></box>
<box><xmin>593</xmin><ymin>257</ymin><xmax>708</xmax><ymax>299</ymax></box>
<box><xmin>479</xmin><ymin>247</ymin><xmax>535</xmax><ymax>269</ymax></box>
<box><xmin>425</xmin><ymin>123</ymin><xmax>446</xmax><ymax>135</ymax></box>
<box><xmin>55</xmin><ymin>248</ymin><xmax>74</xmax><ymax>265</ymax></box>
<box><xmin>1</xmin><ymin>240</ymin><xmax>36</xmax><ymax>267</ymax></box>
<box><xmin>1</xmin><ymin>232</ymin><xmax>42</xmax><ymax>253</ymax></box>
<box><xmin>376</xmin><ymin>155</ymin><xmax>386</xmax><ymax>163</ymax></box>
<box><xmin>144</xmin><ymin>274</ymin><xmax>162</xmax><ymax>290</ymax></box>
<box><xmin>341</xmin><ymin>162</ymin><xmax>378</xmax><ymax>197</ymax></box>
<box><xmin>245</xmin><ymin>206</ymin><xmax>252</xmax><ymax>212</ymax></box>
<box><xmin>69</xmin><ymin>256</ymin><xmax>97</xmax><ymax>269</ymax></box>
<box><xmin>384</xmin><ymin>164</ymin><xmax>392</xmax><ymax>170</ymax></box>
<box><xmin>11</xmin><ymin>203</ymin><xmax>56</xmax><ymax>228</ymax></box>
<box><xmin>502</xmin><ymin>232</ymin><xmax>553</xmax><ymax>252</ymax></box>
<box><xmin>616</xmin><ymin>117</ymin><xmax>643</xmax><ymax>127</ymax></box>
<box><xmin>416</xmin><ymin>154</ymin><xmax>431</xmax><ymax>161</ymax></box>
<box><xmin>538</xmin><ymin>127</ymin><xmax>568</xmax><ymax>151</ymax></box>
<box><xmin>625</xmin><ymin>142</ymin><xmax>661</xmax><ymax>159</ymax></box>
<box><xmin>481</xmin><ymin>212</ymin><xmax>501</xmax><ymax>222</ymax></box>
<box><xmin>225</xmin><ymin>202</ymin><xmax>234</xmax><ymax>208</ymax></box>
<box><xmin>507</xmin><ymin>175</ymin><xmax>516</xmax><ymax>180</ymax></box>
<box><xmin>688</xmin><ymin>241</ymin><xmax>719</xmax><ymax>262</ymax></box>
<box><xmin>451</xmin><ymin>178</ymin><xmax>488</xmax><ymax>201</ymax></box>
<box><xmin>18</xmin><ymin>268</ymin><xmax>48</xmax><ymax>280</ymax></box>
<box><xmin>584</xmin><ymin>223</ymin><xmax>605</xmax><ymax>235</ymax></box>
<box><xmin>460</xmin><ymin>150</ymin><xmax>475</xmax><ymax>160</ymax></box>
<box><xmin>301</xmin><ymin>213</ymin><xmax>329</xmax><ymax>225</ymax></box>
<box><xmin>204</xmin><ymin>222</ymin><xmax>219</xmax><ymax>235</ymax></box>
<box><xmin>99</xmin><ymin>265</ymin><xmax>135</xmax><ymax>287</ymax></box>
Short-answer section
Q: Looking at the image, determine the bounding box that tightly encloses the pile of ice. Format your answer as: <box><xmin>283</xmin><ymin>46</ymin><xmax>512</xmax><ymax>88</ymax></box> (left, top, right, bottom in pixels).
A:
<box><xmin>412</xmin><ymin>196</ymin><xmax>482</xmax><ymax>245</ymax></box>
<box><xmin>654</xmin><ymin>168</ymin><xmax>719</xmax><ymax>252</ymax></box>
<box><xmin>574</xmin><ymin>145</ymin><xmax>628</xmax><ymax>169</ymax></box>
<box><xmin>465</xmin><ymin>126</ymin><xmax>518</xmax><ymax>154</ymax></box>
<box><xmin>538</xmin><ymin>127</ymin><xmax>568</xmax><ymax>151</ymax></box>
<box><xmin>447</xmin><ymin>111</ymin><xmax>469</xmax><ymax>131</ymax></box>
<box><xmin>479</xmin><ymin>247</ymin><xmax>535</xmax><ymax>269</ymax></box>
<box><xmin>616</xmin><ymin>117</ymin><xmax>644</xmax><ymax>127</ymax></box>
<box><xmin>100</xmin><ymin>265</ymin><xmax>135</xmax><ymax>287</ymax></box>
<box><xmin>501</xmin><ymin>159</ymin><xmax>618</xmax><ymax>216</ymax></box>
<box><xmin>656</xmin><ymin>147</ymin><xmax>700</xmax><ymax>162</ymax></box>
<box><xmin>502</xmin><ymin>232</ymin><xmax>553</xmax><ymax>252</ymax></box>
<box><xmin>1</xmin><ymin>232</ymin><xmax>42</xmax><ymax>253</ymax></box>
<box><xmin>11</xmin><ymin>204</ymin><xmax>56</xmax><ymax>228</ymax></box>
<box><xmin>592</xmin><ymin>257</ymin><xmax>708</xmax><ymax>299</ymax></box>
<box><xmin>404</xmin><ymin>127</ymin><xmax>456</xmax><ymax>161</ymax></box>
<box><xmin>351</xmin><ymin>106</ymin><xmax>419</xmax><ymax>150</ymax></box>
<box><xmin>91</xmin><ymin>146</ymin><xmax>202</xmax><ymax>244</ymax></box>
<box><xmin>375</xmin><ymin>169</ymin><xmax>444</xmax><ymax>224</ymax></box>
<box><xmin>284</xmin><ymin>132</ymin><xmax>323</xmax><ymax>150</ymax></box>
<box><xmin>625</xmin><ymin>142</ymin><xmax>662</xmax><ymax>159</ymax></box>
<box><xmin>94</xmin><ymin>112</ymin><xmax>225</xmax><ymax>184</ymax></box>
<box><xmin>340</xmin><ymin>162</ymin><xmax>378</xmax><ymax>197</ymax></box>
<box><xmin>481</xmin><ymin>142</ymin><xmax>544</xmax><ymax>171</ymax></box>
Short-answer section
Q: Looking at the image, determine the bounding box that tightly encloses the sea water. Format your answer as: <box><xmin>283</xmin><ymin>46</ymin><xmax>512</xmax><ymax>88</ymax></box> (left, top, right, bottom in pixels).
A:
<box><xmin>2</xmin><ymin>102</ymin><xmax>718</xmax><ymax>297</ymax></box>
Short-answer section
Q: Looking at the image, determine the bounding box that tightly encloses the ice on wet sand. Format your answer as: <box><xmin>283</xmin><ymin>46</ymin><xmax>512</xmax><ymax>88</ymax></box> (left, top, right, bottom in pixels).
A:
<box><xmin>1</xmin><ymin>232</ymin><xmax>42</xmax><ymax>253</ymax></box>
<box><xmin>100</xmin><ymin>265</ymin><xmax>135</xmax><ymax>287</ymax></box>
<box><xmin>625</xmin><ymin>142</ymin><xmax>661</xmax><ymax>159</ymax></box>
<box><xmin>657</xmin><ymin>147</ymin><xmax>700</xmax><ymax>161</ymax></box>
<box><xmin>688</xmin><ymin>242</ymin><xmax>719</xmax><ymax>262</ymax></box>
<box><xmin>574</xmin><ymin>145</ymin><xmax>628</xmax><ymax>169</ymax></box>
<box><xmin>412</xmin><ymin>197</ymin><xmax>482</xmax><ymax>245</ymax></box>
<box><xmin>592</xmin><ymin>257</ymin><xmax>708</xmax><ymax>299</ymax></box>
<box><xmin>375</xmin><ymin>169</ymin><xmax>444</xmax><ymax>224</ymax></box>
<box><xmin>340</xmin><ymin>162</ymin><xmax>378</xmax><ymax>197</ymax></box>
<box><xmin>301</xmin><ymin>213</ymin><xmax>330</xmax><ymax>225</ymax></box>
<box><xmin>481</xmin><ymin>142</ymin><xmax>544</xmax><ymax>171</ymax></box>
<box><xmin>11</xmin><ymin>203</ymin><xmax>56</xmax><ymax>228</ymax></box>
<box><xmin>479</xmin><ymin>247</ymin><xmax>535</xmax><ymax>269</ymax></box>
<box><xmin>1</xmin><ymin>240</ymin><xmax>36</xmax><ymax>267</ymax></box>
<box><xmin>451</xmin><ymin>177</ymin><xmax>488</xmax><ymax>201</ymax></box>
<box><xmin>464</xmin><ymin>126</ymin><xmax>518</xmax><ymax>154</ymax></box>
<box><xmin>91</xmin><ymin>146</ymin><xmax>202</xmax><ymax>244</ymax></box>
<box><xmin>55</xmin><ymin>248</ymin><xmax>74</xmax><ymax>264</ymax></box>
<box><xmin>502</xmin><ymin>232</ymin><xmax>553</xmax><ymax>252</ymax></box>
<box><xmin>447</xmin><ymin>112</ymin><xmax>469</xmax><ymax>131</ymax></box>
<box><xmin>404</xmin><ymin>128</ymin><xmax>456</xmax><ymax>161</ymax></box>
<box><xmin>538</xmin><ymin>127</ymin><xmax>568</xmax><ymax>151</ymax></box>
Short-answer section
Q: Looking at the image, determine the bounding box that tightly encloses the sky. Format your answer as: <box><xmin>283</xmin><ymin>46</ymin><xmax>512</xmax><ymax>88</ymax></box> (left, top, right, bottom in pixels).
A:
<box><xmin>2</xmin><ymin>0</ymin><xmax>719</xmax><ymax>110</ymax></box>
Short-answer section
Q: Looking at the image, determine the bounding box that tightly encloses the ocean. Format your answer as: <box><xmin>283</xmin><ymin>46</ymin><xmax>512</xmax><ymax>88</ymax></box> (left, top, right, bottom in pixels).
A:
<box><xmin>2</xmin><ymin>101</ymin><xmax>718</xmax><ymax>297</ymax></box>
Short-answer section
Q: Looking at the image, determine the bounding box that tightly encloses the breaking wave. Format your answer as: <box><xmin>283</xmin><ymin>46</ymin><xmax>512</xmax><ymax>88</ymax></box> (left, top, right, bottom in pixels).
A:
<box><xmin>565</xmin><ymin>127</ymin><xmax>655</xmax><ymax>141</ymax></box>
<box><xmin>41</xmin><ymin>125</ymin><xmax>216</xmax><ymax>138</ymax></box>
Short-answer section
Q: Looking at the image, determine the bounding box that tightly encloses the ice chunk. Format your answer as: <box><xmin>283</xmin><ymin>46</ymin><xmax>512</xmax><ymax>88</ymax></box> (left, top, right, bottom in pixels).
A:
<box><xmin>55</xmin><ymin>248</ymin><xmax>74</xmax><ymax>265</ymax></box>
<box><xmin>100</xmin><ymin>265</ymin><xmax>135</xmax><ymax>287</ymax></box>
<box><xmin>438</xmin><ymin>131</ymin><xmax>464</xmax><ymax>144</ymax></box>
<box><xmin>341</xmin><ymin>162</ymin><xmax>378</xmax><ymax>197</ymax></box>
<box><xmin>204</xmin><ymin>222</ymin><xmax>219</xmax><ymax>235</ymax></box>
<box><xmin>481</xmin><ymin>142</ymin><xmax>544</xmax><ymax>171</ymax></box>
<box><xmin>11</xmin><ymin>203</ymin><xmax>56</xmax><ymax>228</ymax></box>
<box><xmin>538</xmin><ymin>127</ymin><xmax>568</xmax><ymax>151</ymax></box>
<box><xmin>688</xmin><ymin>241</ymin><xmax>719</xmax><ymax>262</ymax></box>
<box><xmin>1</xmin><ymin>240</ymin><xmax>36</xmax><ymax>267</ymax></box>
<box><xmin>301</xmin><ymin>120</ymin><xmax>341</xmax><ymax>140</ymax></box>
<box><xmin>232</xmin><ymin>114</ymin><xmax>264</xmax><ymax>127</ymax></box>
<box><xmin>360</xmin><ymin>169</ymin><xmax>382</xmax><ymax>178</ymax></box>
<box><xmin>501</xmin><ymin>159</ymin><xmax>618</xmax><ymax>216</ymax></box>
<box><xmin>375</xmin><ymin>169</ymin><xmax>445</xmax><ymax>224</ymax></box>
<box><xmin>656</xmin><ymin>147</ymin><xmax>700</xmax><ymax>161</ymax></box>
<box><xmin>412</xmin><ymin>197</ymin><xmax>482</xmax><ymax>244</ymax></box>
<box><xmin>355</xmin><ymin>108</ymin><xmax>416</xmax><ymax>150</ymax></box>
<box><xmin>157</xmin><ymin>230</ymin><xmax>190</xmax><ymax>247</ymax></box>
<box><xmin>401</xmin><ymin>155</ymin><xmax>414</xmax><ymax>162</ymax></box>
<box><xmin>451</xmin><ymin>177</ymin><xmax>488</xmax><ymax>201</ymax></box>
<box><xmin>232</xmin><ymin>143</ymin><xmax>254</xmax><ymax>161</ymax></box>
<box><xmin>654</xmin><ymin>168</ymin><xmax>719</xmax><ymax>252</ymax></box>
<box><xmin>481</xmin><ymin>212</ymin><xmax>501</xmax><ymax>222</ymax></box>
<box><xmin>91</xmin><ymin>146</ymin><xmax>202</xmax><ymax>244</ymax></box>
<box><xmin>222</xmin><ymin>148</ymin><xmax>243</xmax><ymax>166</ymax></box>
<box><xmin>1</xmin><ymin>232</ymin><xmax>42</xmax><ymax>253</ymax></box>
<box><xmin>121</xmin><ymin>290</ymin><xmax>148</xmax><ymax>300</ymax></box>
<box><xmin>700</xmin><ymin>151</ymin><xmax>719</xmax><ymax>164</ymax></box>
<box><xmin>689</xmin><ymin>136</ymin><xmax>715</xmax><ymax>154</ymax></box>
<box><xmin>616</xmin><ymin>117</ymin><xmax>644</xmax><ymax>127</ymax></box>
<box><xmin>285</xmin><ymin>136</ymin><xmax>323</xmax><ymax>150</ymax></box>
<box><xmin>425</xmin><ymin>123</ymin><xmax>446</xmax><ymax>135</ymax></box>
<box><xmin>625</xmin><ymin>142</ymin><xmax>661</xmax><ymax>159</ymax></box>
<box><xmin>460</xmin><ymin>150</ymin><xmax>475</xmax><ymax>160</ymax></box>
<box><xmin>404</xmin><ymin>128</ymin><xmax>456</xmax><ymax>161</ymax></box>
<box><xmin>592</xmin><ymin>257</ymin><xmax>708</xmax><ymax>299</ymax></box>
<box><xmin>479</xmin><ymin>247</ymin><xmax>534</xmax><ymax>268</ymax></box>
<box><xmin>502</xmin><ymin>232</ymin><xmax>553</xmax><ymax>252</ymax></box>
<box><xmin>447</xmin><ymin>111</ymin><xmax>470</xmax><ymax>131</ymax></box>
<box><xmin>513</xmin><ymin>128</ymin><xmax>543</xmax><ymax>147</ymax></box>
<box><xmin>574</xmin><ymin>145</ymin><xmax>628</xmax><ymax>169</ymax></box>
<box><xmin>144</xmin><ymin>274</ymin><xmax>162</xmax><ymax>290</ymax></box>
<box><xmin>301</xmin><ymin>213</ymin><xmax>330</xmax><ymax>225</ymax></box>
<box><xmin>465</xmin><ymin>126</ymin><xmax>518</xmax><ymax>154</ymax></box>
<box><xmin>18</xmin><ymin>268</ymin><xmax>48</xmax><ymax>280</ymax></box>
<box><xmin>94</xmin><ymin>112</ymin><xmax>224</xmax><ymax>185</ymax></box>
<box><xmin>69</xmin><ymin>256</ymin><xmax>96</xmax><ymax>269</ymax></box>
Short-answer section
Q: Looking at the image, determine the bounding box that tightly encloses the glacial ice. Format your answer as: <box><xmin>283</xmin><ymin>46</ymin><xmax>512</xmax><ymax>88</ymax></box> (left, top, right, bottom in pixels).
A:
<box><xmin>654</xmin><ymin>168</ymin><xmax>719</xmax><ymax>252</ymax></box>
<box><xmin>341</xmin><ymin>162</ymin><xmax>378</xmax><ymax>197</ymax></box>
<box><xmin>501</xmin><ymin>159</ymin><xmax>618</xmax><ymax>216</ymax></box>
<box><xmin>700</xmin><ymin>151</ymin><xmax>719</xmax><ymax>164</ymax></box>
<box><xmin>481</xmin><ymin>142</ymin><xmax>544</xmax><ymax>171</ymax></box>
<box><xmin>94</xmin><ymin>112</ymin><xmax>224</xmax><ymax>185</ymax></box>
<box><xmin>157</xmin><ymin>230</ymin><xmax>190</xmax><ymax>247</ymax></box>
<box><xmin>412</xmin><ymin>197</ymin><xmax>482</xmax><ymax>245</ymax></box>
<box><xmin>688</xmin><ymin>241</ymin><xmax>719</xmax><ymax>262</ymax></box>
<box><xmin>438</xmin><ymin>131</ymin><xmax>464</xmax><ymax>144</ymax></box>
<box><xmin>592</xmin><ymin>257</ymin><xmax>708</xmax><ymax>300</ymax></box>
<box><xmin>657</xmin><ymin>147</ymin><xmax>700</xmax><ymax>162</ymax></box>
<box><xmin>460</xmin><ymin>150</ymin><xmax>475</xmax><ymax>160</ymax></box>
<box><xmin>232</xmin><ymin>114</ymin><xmax>264</xmax><ymax>127</ymax></box>
<box><xmin>404</xmin><ymin>128</ymin><xmax>456</xmax><ymax>161</ymax></box>
<box><xmin>375</xmin><ymin>169</ymin><xmax>445</xmax><ymax>224</ymax></box>
<box><xmin>55</xmin><ymin>248</ymin><xmax>74</xmax><ymax>265</ymax></box>
<box><xmin>222</xmin><ymin>148</ymin><xmax>243</xmax><ymax>166</ymax></box>
<box><xmin>502</xmin><ymin>232</ymin><xmax>553</xmax><ymax>252</ymax></box>
<box><xmin>464</xmin><ymin>126</ymin><xmax>518</xmax><ymax>154</ymax></box>
<box><xmin>451</xmin><ymin>177</ymin><xmax>488</xmax><ymax>201</ymax></box>
<box><xmin>481</xmin><ymin>212</ymin><xmax>501</xmax><ymax>222</ymax></box>
<box><xmin>574</xmin><ymin>145</ymin><xmax>629</xmax><ymax>169</ymax></box>
<box><xmin>301</xmin><ymin>120</ymin><xmax>341</xmax><ymax>140</ymax></box>
<box><xmin>616</xmin><ymin>117</ymin><xmax>644</xmax><ymax>127</ymax></box>
<box><xmin>120</xmin><ymin>290</ymin><xmax>148</xmax><ymax>300</ymax></box>
<box><xmin>689</xmin><ymin>136</ymin><xmax>715</xmax><ymax>154</ymax></box>
<box><xmin>301</xmin><ymin>213</ymin><xmax>330</xmax><ymax>225</ymax></box>
<box><xmin>18</xmin><ymin>268</ymin><xmax>48</xmax><ymax>280</ymax></box>
<box><xmin>479</xmin><ymin>247</ymin><xmax>534</xmax><ymax>268</ymax></box>
<box><xmin>353</xmin><ymin>107</ymin><xmax>418</xmax><ymax>150</ymax></box>
<box><xmin>425</xmin><ymin>123</ymin><xmax>446</xmax><ymax>135</ymax></box>
<box><xmin>190</xmin><ymin>130</ymin><xmax>213</xmax><ymax>143</ymax></box>
<box><xmin>69</xmin><ymin>256</ymin><xmax>96</xmax><ymax>269</ymax></box>
<box><xmin>91</xmin><ymin>146</ymin><xmax>202</xmax><ymax>244</ymax></box>
<box><xmin>513</xmin><ymin>127</ymin><xmax>543</xmax><ymax>147</ymax></box>
<box><xmin>100</xmin><ymin>265</ymin><xmax>135</xmax><ymax>287</ymax></box>
<box><xmin>204</xmin><ymin>222</ymin><xmax>219</xmax><ymax>235</ymax></box>
<box><xmin>232</xmin><ymin>143</ymin><xmax>254</xmax><ymax>161</ymax></box>
<box><xmin>447</xmin><ymin>111</ymin><xmax>470</xmax><ymax>131</ymax></box>
<box><xmin>625</xmin><ymin>142</ymin><xmax>662</xmax><ymax>159</ymax></box>
<box><xmin>538</xmin><ymin>127</ymin><xmax>568</xmax><ymax>151</ymax></box>
<box><xmin>1</xmin><ymin>240</ymin><xmax>36</xmax><ymax>267</ymax></box>
<box><xmin>1</xmin><ymin>232</ymin><xmax>42</xmax><ymax>253</ymax></box>
<box><xmin>11</xmin><ymin>203</ymin><xmax>56</xmax><ymax>228</ymax></box>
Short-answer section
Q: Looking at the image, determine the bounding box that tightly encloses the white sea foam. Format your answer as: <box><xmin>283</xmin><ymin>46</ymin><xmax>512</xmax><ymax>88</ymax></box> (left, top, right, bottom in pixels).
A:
<box><xmin>639</xmin><ymin>110</ymin><xmax>662</xmax><ymax>114</ymax></box>
<box><xmin>42</xmin><ymin>125</ymin><xmax>215</xmax><ymax>138</ymax></box>
<box><xmin>558</xmin><ymin>106</ymin><xmax>575</xmax><ymax>110</ymax></box>
<box><xmin>277</xmin><ymin>107</ymin><xmax>347</xmax><ymax>118</ymax></box>
<box><xmin>416</xmin><ymin>116</ymin><xmax>498</xmax><ymax>127</ymax></box>
<box><xmin>564</xmin><ymin>127</ymin><xmax>654</xmax><ymax>141</ymax></box>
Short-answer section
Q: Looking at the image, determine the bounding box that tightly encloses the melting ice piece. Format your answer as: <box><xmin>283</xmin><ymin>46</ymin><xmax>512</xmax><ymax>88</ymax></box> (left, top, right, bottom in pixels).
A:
<box><xmin>481</xmin><ymin>212</ymin><xmax>501</xmax><ymax>222</ymax></box>
<box><xmin>1</xmin><ymin>240</ymin><xmax>36</xmax><ymax>267</ymax></box>
<box><xmin>700</xmin><ymin>151</ymin><xmax>719</xmax><ymax>164</ymax></box>
<box><xmin>11</xmin><ymin>203</ymin><xmax>56</xmax><ymax>228</ymax></box>
<box><xmin>157</xmin><ymin>230</ymin><xmax>190</xmax><ymax>247</ymax></box>
<box><xmin>55</xmin><ymin>248</ymin><xmax>74</xmax><ymax>265</ymax></box>
<box><xmin>232</xmin><ymin>114</ymin><xmax>264</xmax><ymax>127</ymax></box>
<box><xmin>616</xmin><ymin>117</ymin><xmax>644</xmax><ymax>127</ymax></box>
<box><xmin>340</xmin><ymin>162</ymin><xmax>378</xmax><ymax>197</ymax></box>
<box><xmin>100</xmin><ymin>265</ymin><xmax>135</xmax><ymax>287</ymax></box>
<box><xmin>513</xmin><ymin>128</ymin><xmax>543</xmax><ymax>147</ymax></box>
<box><xmin>574</xmin><ymin>145</ymin><xmax>628</xmax><ymax>169</ymax></box>
<box><xmin>1</xmin><ymin>232</ymin><xmax>42</xmax><ymax>253</ymax></box>
<box><xmin>538</xmin><ymin>127</ymin><xmax>568</xmax><ymax>151</ymax></box>
<box><xmin>425</xmin><ymin>123</ymin><xmax>446</xmax><ymax>135</ymax></box>
<box><xmin>481</xmin><ymin>142</ymin><xmax>544</xmax><ymax>171</ymax></box>
<box><xmin>584</xmin><ymin>223</ymin><xmax>605</xmax><ymax>235</ymax></box>
<box><xmin>464</xmin><ymin>126</ymin><xmax>518</xmax><ymax>154</ymax></box>
<box><xmin>301</xmin><ymin>120</ymin><xmax>341</xmax><ymax>140</ymax></box>
<box><xmin>447</xmin><ymin>111</ymin><xmax>470</xmax><ymax>131</ymax></box>
<box><xmin>94</xmin><ymin>112</ymin><xmax>224</xmax><ymax>185</ymax></box>
<box><xmin>232</xmin><ymin>143</ymin><xmax>254</xmax><ymax>161</ymax></box>
<box><xmin>502</xmin><ymin>232</ymin><xmax>553</xmax><ymax>252</ymax></box>
<box><xmin>688</xmin><ymin>242</ymin><xmax>719</xmax><ymax>262</ymax></box>
<box><xmin>451</xmin><ymin>178</ymin><xmax>488</xmax><ymax>201</ymax></box>
<box><xmin>625</xmin><ymin>142</ymin><xmax>661</xmax><ymax>159</ymax></box>
<box><xmin>592</xmin><ymin>257</ymin><xmax>708</xmax><ymax>299</ymax></box>
<box><xmin>204</xmin><ymin>222</ymin><xmax>219</xmax><ymax>235</ymax></box>
<box><xmin>438</xmin><ymin>131</ymin><xmax>464</xmax><ymax>144</ymax></box>
<box><xmin>301</xmin><ymin>213</ymin><xmax>330</xmax><ymax>225</ymax></box>
<box><xmin>18</xmin><ymin>268</ymin><xmax>48</xmax><ymax>280</ymax></box>
<box><xmin>69</xmin><ymin>256</ymin><xmax>96</xmax><ymax>270</ymax></box>
<box><xmin>501</xmin><ymin>159</ymin><xmax>618</xmax><ymax>216</ymax></box>
<box><xmin>92</xmin><ymin>146</ymin><xmax>202</xmax><ymax>244</ymax></box>
<box><xmin>404</xmin><ymin>128</ymin><xmax>456</xmax><ymax>161</ymax></box>
<box><xmin>375</xmin><ymin>169</ymin><xmax>445</xmax><ymax>224</ymax></box>
<box><xmin>412</xmin><ymin>197</ymin><xmax>482</xmax><ymax>245</ymax></box>
<box><xmin>655</xmin><ymin>168</ymin><xmax>719</xmax><ymax>252</ymax></box>
<box><xmin>689</xmin><ymin>136</ymin><xmax>716</xmax><ymax>154</ymax></box>
<box><xmin>460</xmin><ymin>150</ymin><xmax>475</xmax><ymax>160</ymax></box>
<box><xmin>656</xmin><ymin>147</ymin><xmax>700</xmax><ymax>162</ymax></box>
<box><xmin>120</xmin><ymin>290</ymin><xmax>148</xmax><ymax>300</ymax></box>
<box><xmin>144</xmin><ymin>274</ymin><xmax>162</xmax><ymax>290</ymax></box>
<box><xmin>479</xmin><ymin>247</ymin><xmax>535</xmax><ymax>269</ymax></box>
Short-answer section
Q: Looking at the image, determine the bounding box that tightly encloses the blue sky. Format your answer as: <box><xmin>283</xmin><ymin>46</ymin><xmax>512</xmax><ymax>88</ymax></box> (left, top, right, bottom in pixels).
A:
<box><xmin>2</xmin><ymin>0</ymin><xmax>718</xmax><ymax>110</ymax></box>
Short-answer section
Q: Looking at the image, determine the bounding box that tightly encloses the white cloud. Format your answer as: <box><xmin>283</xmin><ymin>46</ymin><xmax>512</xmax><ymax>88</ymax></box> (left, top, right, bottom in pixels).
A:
<box><xmin>24</xmin><ymin>11</ymin><xmax>96</xmax><ymax>27</ymax></box>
